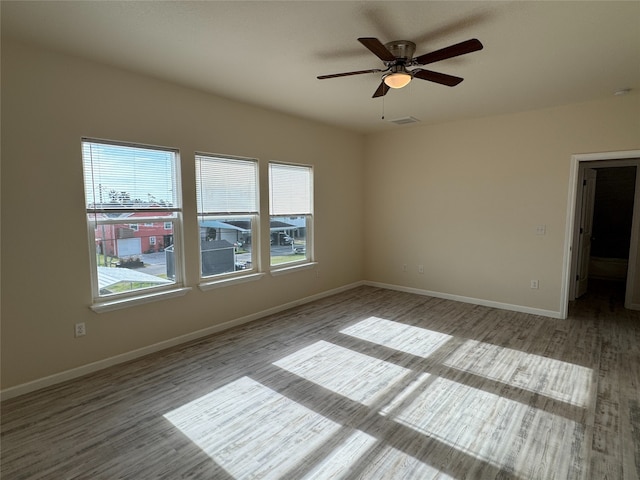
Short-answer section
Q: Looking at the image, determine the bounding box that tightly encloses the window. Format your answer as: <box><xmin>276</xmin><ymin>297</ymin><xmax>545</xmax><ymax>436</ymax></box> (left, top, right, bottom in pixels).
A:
<box><xmin>82</xmin><ymin>139</ymin><xmax>184</xmax><ymax>303</ymax></box>
<box><xmin>195</xmin><ymin>153</ymin><xmax>259</xmax><ymax>280</ymax></box>
<box><xmin>269</xmin><ymin>162</ymin><xmax>313</xmax><ymax>267</ymax></box>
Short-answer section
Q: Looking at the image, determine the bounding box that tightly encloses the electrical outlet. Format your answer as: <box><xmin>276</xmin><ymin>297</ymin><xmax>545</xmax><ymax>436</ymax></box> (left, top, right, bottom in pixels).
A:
<box><xmin>418</xmin><ymin>265</ymin><xmax>424</xmax><ymax>274</ymax></box>
<box><xmin>530</xmin><ymin>280</ymin><xmax>539</xmax><ymax>289</ymax></box>
<box><xmin>75</xmin><ymin>322</ymin><xmax>86</xmax><ymax>337</ymax></box>
<box><xmin>402</xmin><ymin>264</ymin><xmax>407</xmax><ymax>272</ymax></box>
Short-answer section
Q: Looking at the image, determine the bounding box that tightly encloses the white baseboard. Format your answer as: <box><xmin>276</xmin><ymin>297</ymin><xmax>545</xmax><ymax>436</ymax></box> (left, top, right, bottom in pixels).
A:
<box><xmin>0</xmin><ymin>281</ymin><xmax>365</xmax><ymax>401</ymax></box>
<box><xmin>364</xmin><ymin>281</ymin><xmax>564</xmax><ymax>319</ymax></box>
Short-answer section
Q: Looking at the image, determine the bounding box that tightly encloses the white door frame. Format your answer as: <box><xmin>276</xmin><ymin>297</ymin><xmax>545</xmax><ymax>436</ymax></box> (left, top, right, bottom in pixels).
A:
<box><xmin>561</xmin><ymin>150</ymin><xmax>640</xmax><ymax>318</ymax></box>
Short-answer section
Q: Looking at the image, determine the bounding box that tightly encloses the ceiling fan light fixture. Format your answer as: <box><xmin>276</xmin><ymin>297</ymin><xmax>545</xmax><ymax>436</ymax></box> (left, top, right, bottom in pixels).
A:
<box><xmin>383</xmin><ymin>72</ymin><xmax>412</xmax><ymax>89</ymax></box>
<box><xmin>318</xmin><ymin>37</ymin><xmax>483</xmax><ymax>98</ymax></box>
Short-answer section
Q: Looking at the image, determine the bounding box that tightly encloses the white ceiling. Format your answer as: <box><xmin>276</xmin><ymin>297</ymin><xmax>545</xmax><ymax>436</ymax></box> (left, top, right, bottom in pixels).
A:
<box><xmin>2</xmin><ymin>1</ymin><xmax>639</xmax><ymax>133</ymax></box>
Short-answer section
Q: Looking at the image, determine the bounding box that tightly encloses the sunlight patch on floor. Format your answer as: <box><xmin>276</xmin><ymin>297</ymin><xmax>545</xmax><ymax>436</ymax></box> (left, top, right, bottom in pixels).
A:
<box><xmin>381</xmin><ymin>375</ymin><xmax>586</xmax><ymax>479</ymax></box>
<box><xmin>164</xmin><ymin>376</ymin><xmax>452</xmax><ymax>479</ymax></box>
<box><xmin>341</xmin><ymin>316</ymin><xmax>592</xmax><ymax>408</ymax></box>
<box><xmin>273</xmin><ymin>340</ymin><xmax>412</xmax><ymax>406</ymax></box>
<box><xmin>354</xmin><ymin>444</ymin><xmax>457</xmax><ymax>480</ymax></box>
<box><xmin>164</xmin><ymin>376</ymin><xmax>342</xmax><ymax>479</ymax></box>
<box><xmin>340</xmin><ymin>316</ymin><xmax>452</xmax><ymax>358</ymax></box>
<box><xmin>164</xmin><ymin>317</ymin><xmax>590</xmax><ymax>479</ymax></box>
<box><xmin>443</xmin><ymin>339</ymin><xmax>593</xmax><ymax>407</ymax></box>
<box><xmin>300</xmin><ymin>430</ymin><xmax>377</xmax><ymax>479</ymax></box>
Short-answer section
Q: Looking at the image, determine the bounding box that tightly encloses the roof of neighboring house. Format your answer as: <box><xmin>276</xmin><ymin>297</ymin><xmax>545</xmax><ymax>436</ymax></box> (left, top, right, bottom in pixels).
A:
<box><xmin>200</xmin><ymin>220</ymin><xmax>246</xmax><ymax>231</ymax></box>
<box><xmin>199</xmin><ymin>219</ymin><xmax>296</xmax><ymax>232</ymax></box>
<box><xmin>201</xmin><ymin>240</ymin><xmax>235</xmax><ymax>251</ymax></box>
<box><xmin>270</xmin><ymin>220</ymin><xmax>296</xmax><ymax>230</ymax></box>
<box><xmin>276</xmin><ymin>217</ymin><xmax>306</xmax><ymax>228</ymax></box>
<box><xmin>97</xmin><ymin>266</ymin><xmax>172</xmax><ymax>291</ymax></box>
<box><xmin>90</xmin><ymin>211</ymin><xmax>174</xmax><ymax>220</ymax></box>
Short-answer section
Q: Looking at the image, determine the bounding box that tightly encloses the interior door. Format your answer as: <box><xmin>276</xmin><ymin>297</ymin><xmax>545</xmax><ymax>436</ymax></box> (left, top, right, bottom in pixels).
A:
<box><xmin>576</xmin><ymin>168</ymin><xmax>597</xmax><ymax>297</ymax></box>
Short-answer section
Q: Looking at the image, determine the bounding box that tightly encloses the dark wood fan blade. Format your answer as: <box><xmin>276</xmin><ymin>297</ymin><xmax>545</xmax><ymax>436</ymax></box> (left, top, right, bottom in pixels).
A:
<box><xmin>414</xmin><ymin>38</ymin><xmax>483</xmax><ymax>65</ymax></box>
<box><xmin>413</xmin><ymin>69</ymin><xmax>463</xmax><ymax>87</ymax></box>
<box><xmin>358</xmin><ymin>37</ymin><xmax>396</xmax><ymax>62</ymax></box>
<box><xmin>372</xmin><ymin>82</ymin><xmax>390</xmax><ymax>98</ymax></box>
<box><xmin>317</xmin><ymin>68</ymin><xmax>383</xmax><ymax>79</ymax></box>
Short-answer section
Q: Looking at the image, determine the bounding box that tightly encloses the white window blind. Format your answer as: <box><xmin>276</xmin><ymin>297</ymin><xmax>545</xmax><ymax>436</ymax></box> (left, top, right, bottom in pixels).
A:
<box><xmin>82</xmin><ymin>140</ymin><xmax>179</xmax><ymax>211</ymax></box>
<box><xmin>196</xmin><ymin>154</ymin><xmax>258</xmax><ymax>214</ymax></box>
<box><xmin>269</xmin><ymin>163</ymin><xmax>312</xmax><ymax>215</ymax></box>
<box><xmin>81</xmin><ymin>138</ymin><xmax>183</xmax><ymax>302</ymax></box>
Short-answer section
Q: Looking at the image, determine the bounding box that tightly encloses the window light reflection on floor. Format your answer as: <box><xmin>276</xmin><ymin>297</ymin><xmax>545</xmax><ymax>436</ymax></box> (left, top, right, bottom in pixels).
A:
<box><xmin>351</xmin><ymin>444</ymin><xmax>457</xmax><ymax>480</ymax></box>
<box><xmin>164</xmin><ymin>376</ymin><xmax>343</xmax><ymax>479</ymax></box>
<box><xmin>302</xmin><ymin>429</ymin><xmax>377</xmax><ymax>479</ymax></box>
<box><xmin>339</xmin><ymin>316</ymin><xmax>452</xmax><ymax>358</ymax></box>
<box><xmin>164</xmin><ymin>316</ymin><xmax>592</xmax><ymax>479</ymax></box>
<box><xmin>341</xmin><ymin>316</ymin><xmax>593</xmax><ymax>408</ymax></box>
<box><xmin>380</xmin><ymin>375</ymin><xmax>587</xmax><ymax>479</ymax></box>
<box><xmin>273</xmin><ymin>340</ymin><xmax>412</xmax><ymax>406</ymax></box>
<box><xmin>442</xmin><ymin>339</ymin><xmax>593</xmax><ymax>407</ymax></box>
<box><xmin>164</xmin><ymin>376</ymin><xmax>452</xmax><ymax>479</ymax></box>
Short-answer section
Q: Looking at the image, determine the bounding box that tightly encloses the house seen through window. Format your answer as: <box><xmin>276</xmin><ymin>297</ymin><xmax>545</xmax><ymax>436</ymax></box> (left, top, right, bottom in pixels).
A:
<box><xmin>81</xmin><ymin>139</ymin><xmax>183</xmax><ymax>300</ymax></box>
<box><xmin>269</xmin><ymin>162</ymin><xmax>313</xmax><ymax>267</ymax></box>
<box><xmin>195</xmin><ymin>153</ymin><xmax>259</xmax><ymax>279</ymax></box>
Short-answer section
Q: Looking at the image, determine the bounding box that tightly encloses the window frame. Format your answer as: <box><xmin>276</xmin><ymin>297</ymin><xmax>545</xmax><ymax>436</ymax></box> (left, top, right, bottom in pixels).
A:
<box><xmin>268</xmin><ymin>161</ymin><xmax>314</xmax><ymax>273</ymax></box>
<box><xmin>195</xmin><ymin>152</ymin><xmax>261</xmax><ymax>287</ymax></box>
<box><xmin>82</xmin><ymin>138</ymin><xmax>189</xmax><ymax>311</ymax></box>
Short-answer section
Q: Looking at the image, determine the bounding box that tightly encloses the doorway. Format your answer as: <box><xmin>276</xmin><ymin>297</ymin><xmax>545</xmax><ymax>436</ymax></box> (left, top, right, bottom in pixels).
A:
<box><xmin>562</xmin><ymin>151</ymin><xmax>640</xmax><ymax>318</ymax></box>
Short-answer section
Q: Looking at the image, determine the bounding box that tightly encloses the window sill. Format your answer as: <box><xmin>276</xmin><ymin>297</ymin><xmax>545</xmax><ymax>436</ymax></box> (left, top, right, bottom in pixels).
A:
<box><xmin>90</xmin><ymin>287</ymin><xmax>192</xmax><ymax>313</ymax></box>
<box><xmin>199</xmin><ymin>272</ymin><xmax>265</xmax><ymax>291</ymax></box>
<box><xmin>270</xmin><ymin>262</ymin><xmax>317</xmax><ymax>276</ymax></box>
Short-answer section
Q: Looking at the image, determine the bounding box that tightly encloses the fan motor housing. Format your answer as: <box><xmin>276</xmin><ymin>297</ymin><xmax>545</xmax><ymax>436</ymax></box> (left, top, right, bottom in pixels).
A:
<box><xmin>384</xmin><ymin>40</ymin><xmax>416</xmax><ymax>63</ymax></box>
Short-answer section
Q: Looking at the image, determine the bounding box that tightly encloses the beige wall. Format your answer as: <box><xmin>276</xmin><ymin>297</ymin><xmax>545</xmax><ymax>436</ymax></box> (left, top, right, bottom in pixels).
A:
<box><xmin>0</xmin><ymin>40</ymin><xmax>365</xmax><ymax>389</ymax></box>
<box><xmin>3</xmin><ymin>38</ymin><xmax>640</xmax><ymax>393</ymax></box>
<box><xmin>364</xmin><ymin>94</ymin><xmax>640</xmax><ymax>314</ymax></box>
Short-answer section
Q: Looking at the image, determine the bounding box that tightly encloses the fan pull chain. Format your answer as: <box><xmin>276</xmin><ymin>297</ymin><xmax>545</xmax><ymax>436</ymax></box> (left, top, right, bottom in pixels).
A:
<box><xmin>381</xmin><ymin>95</ymin><xmax>385</xmax><ymax>120</ymax></box>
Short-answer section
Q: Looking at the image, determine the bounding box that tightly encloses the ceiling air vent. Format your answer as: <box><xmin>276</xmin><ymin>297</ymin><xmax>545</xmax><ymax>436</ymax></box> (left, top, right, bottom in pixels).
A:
<box><xmin>388</xmin><ymin>116</ymin><xmax>420</xmax><ymax>125</ymax></box>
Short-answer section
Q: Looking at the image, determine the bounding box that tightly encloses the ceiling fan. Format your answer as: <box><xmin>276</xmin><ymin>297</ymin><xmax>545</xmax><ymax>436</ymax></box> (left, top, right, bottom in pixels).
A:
<box><xmin>318</xmin><ymin>37</ymin><xmax>483</xmax><ymax>98</ymax></box>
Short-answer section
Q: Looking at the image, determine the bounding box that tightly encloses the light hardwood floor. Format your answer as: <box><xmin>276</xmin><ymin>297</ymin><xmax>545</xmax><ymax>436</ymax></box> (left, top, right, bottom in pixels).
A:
<box><xmin>2</xmin><ymin>283</ymin><xmax>639</xmax><ymax>479</ymax></box>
